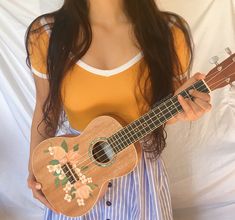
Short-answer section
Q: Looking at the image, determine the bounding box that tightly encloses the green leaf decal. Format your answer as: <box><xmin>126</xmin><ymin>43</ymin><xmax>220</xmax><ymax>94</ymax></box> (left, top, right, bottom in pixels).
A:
<box><xmin>81</xmin><ymin>166</ymin><xmax>89</xmax><ymax>171</ymax></box>
<box><xmin>70</xmin><ymin>187</ymin><xmax>76</xmax><ymax>194</ymax></box>
<box><xmin>44</xmin><ymin>149</ymin><xmax>49</xmax><ymax>153</ymax></box>
<box><xmin>71</xmin><ymin>193</ymin><xmax>76</xmax><ymax>200</ymax></box>
<box><xmin>54</xmin><ymin>177</ymin><xmax>60</xmax><ymax>188</ymax></box>
<box><xmin>89</xmin><ymin>193</ymin><xmax>93</xmax><ymax>197</ymax></box>
<box><xmin>49</xmin><ymin>160</ymin><xmax>59</xmax><ymax>165</ymax></box>
<box><xmin>87</xmin><ymin>183</ymin><xmax>98</xmax><ymax>190</ymax></box>
<box><xmin>61</xmin><ymin>140</ymin><xmax>68</xmax><ymax>152</ymax></box>
<box><xmin>61</xmin><ymin>177</ymin><xmax>68</xmax><ymax>186</ymax></box>
<box><xmin>53</xmin><ymin>172</ymin><xmax>60</xmax><ymax>176</ymax></box>
<box><xmin>73</xmin><ymin>144</ymin><xmax>79</xmax><ymax>152</ymax></box>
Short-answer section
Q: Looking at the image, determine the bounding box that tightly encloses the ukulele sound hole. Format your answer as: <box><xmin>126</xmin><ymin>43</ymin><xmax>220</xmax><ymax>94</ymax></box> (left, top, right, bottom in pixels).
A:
<box><xmin>91</xmin><ymin>140</ymin><xmax>115</xmax><ymax>165</ymax></box>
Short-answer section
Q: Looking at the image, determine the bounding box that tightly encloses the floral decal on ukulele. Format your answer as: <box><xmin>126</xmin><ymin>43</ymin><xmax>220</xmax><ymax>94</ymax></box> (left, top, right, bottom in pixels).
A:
<box><xmin>44</xmin><ymin>140</ymin><xmax>98</xmax><ymax>206</ymax></box>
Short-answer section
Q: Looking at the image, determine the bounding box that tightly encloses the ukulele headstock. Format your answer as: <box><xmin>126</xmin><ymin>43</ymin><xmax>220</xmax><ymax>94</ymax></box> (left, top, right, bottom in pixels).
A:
<box><xmin>205</xmin><ymin>48</ymin><xmax>235</xmax><ymax>91</ymax></box>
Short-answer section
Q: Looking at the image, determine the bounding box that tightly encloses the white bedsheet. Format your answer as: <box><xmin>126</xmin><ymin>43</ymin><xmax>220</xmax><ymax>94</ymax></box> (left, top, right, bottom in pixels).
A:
<box><xmin>0</xmin><ymin>1</ymin><xmax>234</xmax><ymax>220</ymax></box>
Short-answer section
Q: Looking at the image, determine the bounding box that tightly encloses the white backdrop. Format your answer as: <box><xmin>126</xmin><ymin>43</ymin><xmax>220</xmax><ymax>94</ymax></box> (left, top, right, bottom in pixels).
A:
<box><xmin>0</xmin><ymin>1</ymin><xmax>234</xmax><ymax>220</ymax></box>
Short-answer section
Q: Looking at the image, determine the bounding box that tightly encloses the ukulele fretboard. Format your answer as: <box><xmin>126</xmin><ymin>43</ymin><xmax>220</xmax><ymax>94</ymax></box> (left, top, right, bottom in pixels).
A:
<box><xmin>108</xmin><ymin>80</ymin><xmax>210</xmax><ymax>153</ymax></box>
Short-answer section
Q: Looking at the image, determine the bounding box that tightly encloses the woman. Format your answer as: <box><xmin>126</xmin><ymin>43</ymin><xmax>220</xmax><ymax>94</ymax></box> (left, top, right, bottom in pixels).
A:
<box><xmin>26</xmin><ymin>0</ymin><xmax>211</xmax><ymax>219</ymax></box>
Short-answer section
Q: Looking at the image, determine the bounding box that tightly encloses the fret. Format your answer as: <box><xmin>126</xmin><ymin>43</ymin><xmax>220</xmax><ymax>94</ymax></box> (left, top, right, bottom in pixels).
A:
<box><xmin>194</xmin><ymin>80</ymin><xmax>210</xmax><ymax>93</ymax></box>
<box><xmin>133</xmin><ymin>119</ymin><xmax>147</xmax><ymax>137</ymax></box>
<box><xmin>181</xmin><ymin>90</ymin><xmax>191</xmax><ymax>99</ymax></box>
<box><xmin>164</xmin><ymin>102</ymin><xmax>173</xmax><ymax>119</ymax></box>
<box><xmin>119</xmin><ymin>129</ymin><xmax>130</xmax><ymax>146</ymax></box>
<box><xmin>158</xmin><ymin>104</ymin><xmax>168</xmax><ymax>119</ymax></box>
<box><xmin>191</xmin><ymin>83</ymin><xmax>198</xmax><ymax>91</ymax></box>
<box><xmin>149</xmin><ymin>110</ymin><xmax>157</xmax><ymax>121</ymax></box>
<box><xmin>110</xmin><ymin>133</ymin><xmax>119</xmax><ymax>146</ymax></box>
<box><xmin>143</xmin><ymin>113</ymin><xmax>155</xmax><ymax>130</ymax></box>
<box><xmin>108</xmin><ymin>135</ymin><xmax>120</xmax><ymax>154</ymax></box>
<box><xmin>166</xmin><ymin>99</ymin><xmax>177</xmax><ymax>115</ymax></box>
<box><xmin>151</xmin><ymin>112</ymin><xmax>161</xmax><ymax>130</ymax></box>
<box><xmin>122</xmin><ymin>125</ymin><xmax>135</xmax><ymax>144</ymax></box>
<box><xmin>139</xmin><ymin>116</ymin><xmax>151</xmax><ymax>133</ymax></box>
<box><xmin>154</xmin><ymin>108</ymin><xmax>164</xmax><ymax>121</ymax></box>
<box><xmin>155</xmin><ymin>107</ymin><xmax>166</xmax><ymax>125</ymax></box>
<box><xmin>161</xmin><ymin>101</ymin><xmax>173</xmax><ymax>119</ymax></box>
<box><xmin>128</xmin><ymin>123</ymin><xmax>140</xmax><ymax>141</ymax></box>
<box><xmin>110</xmin><ymin>132</ymin><xmax>124</xmax><ymax>150</ymax></box>
<box><xmin>168</xmin><ymin>97</ymin><xmax>180</xmax><ymax>115</ymax></box>
<box><xmin>192</xmin><ymin>81</ymin><xmax>201</xmax><ymax>92</ymax></box>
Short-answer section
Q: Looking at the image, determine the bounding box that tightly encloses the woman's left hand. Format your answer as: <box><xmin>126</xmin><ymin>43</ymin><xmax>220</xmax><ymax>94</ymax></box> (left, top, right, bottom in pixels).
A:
<box><xmin>168</xmin><ymin>73</ymin><xmax>212</xmax><ymax>124</ymax></box>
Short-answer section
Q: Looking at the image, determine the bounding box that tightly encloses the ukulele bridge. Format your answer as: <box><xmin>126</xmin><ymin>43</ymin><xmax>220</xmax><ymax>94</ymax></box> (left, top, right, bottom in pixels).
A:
<box><xmin>61</xmin><ymin>163</ymin><xmax>79</xmax><ymax>184</ymax></box>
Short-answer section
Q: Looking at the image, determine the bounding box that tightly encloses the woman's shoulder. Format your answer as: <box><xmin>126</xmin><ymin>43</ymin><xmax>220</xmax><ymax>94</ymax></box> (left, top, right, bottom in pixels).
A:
<box><xmin>29</xmin><ymin>14</ymin><xmax>55</xmax><ymax>37</ymax></box>
<box><xmin>161</xmin><ymin>12</ymin><xmax>189</xmax><ymax>37</ymax></box>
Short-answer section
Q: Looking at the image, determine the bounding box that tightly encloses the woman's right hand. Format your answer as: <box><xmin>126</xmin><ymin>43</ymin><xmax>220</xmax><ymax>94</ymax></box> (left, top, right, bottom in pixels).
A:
<box><xmin>27</xmin><ymin>172</ymin><xmax>59</xmax><ymax>213</ymax></box>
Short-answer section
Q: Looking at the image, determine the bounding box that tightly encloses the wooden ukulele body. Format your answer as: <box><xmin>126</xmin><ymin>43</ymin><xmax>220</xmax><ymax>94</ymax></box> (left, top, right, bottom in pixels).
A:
<box><xmin>32</xmin><ymin>116</ymin><xmax>140</xmax><ymax>217</ymax></box>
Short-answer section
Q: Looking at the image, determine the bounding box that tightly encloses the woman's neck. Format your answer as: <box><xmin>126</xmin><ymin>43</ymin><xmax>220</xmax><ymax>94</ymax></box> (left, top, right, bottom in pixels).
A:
<box><xmin>89</xmin><ymin>0</ymin><xmax>128</xmax><ymax>26</ymax></box>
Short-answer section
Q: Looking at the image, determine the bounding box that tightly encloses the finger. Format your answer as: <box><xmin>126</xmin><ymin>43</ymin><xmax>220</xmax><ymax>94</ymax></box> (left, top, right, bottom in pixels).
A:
<box><xmin>178</xmin><ymin>95</ymin><xmax>195</xmax><ymax>119</ymax></box>
<box><xmin>187</xmin><ymin>99</ymin><xmax>204</xmax><ymax>118</ymax></box>
<box><xmin>175</xmin><ymin>112</ymin><xmax>187</xmax><ymax>120</ymax></box>
<box><xmin>32</xmin><ymin>190</ymin><xmax>59</xmax><ymax>213</ymax></box>
<box><xmin>193</xmin><ymin>98</ymin><xmax>212</xmax><ymax>112</ymax></box>
<box><xmin>28</xmin><ymin>179</ymin><xmax>42</xmax><ymax>190</ymax></box>
<box><xmin>192</xmin><ymin>72</ymin><xmax>206</xmax><ymax>81</ymax></box>
<box><xmin>184</xmin><ymin>73</ymin><xmax>206</xmax><ymax>87</ymax></box>
<box><xmin>189</xmin><ymin>90</ymin><xmax>210</xmax><ymax>102</ymax></box>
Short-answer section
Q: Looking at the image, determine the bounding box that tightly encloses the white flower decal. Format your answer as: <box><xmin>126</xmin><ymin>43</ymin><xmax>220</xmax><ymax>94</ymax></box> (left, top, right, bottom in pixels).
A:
<box><xmin>45</xmin><ymin>140</ymin><xmax>98</xmax><ymax>207</ymax></box>
<box><xmin>63</xmin><ymin>182</ymin><xmax>73</xmax><ymax>193</ymax></box>
<box><xmin>64</xmin><ymin>194</ymin><xmax>72</xmax><ymax>202</ymax></box>
<box><xmin>77</xmin><ymin>198</ymin><xmax>85</xmax><ymax>206</ymax></box>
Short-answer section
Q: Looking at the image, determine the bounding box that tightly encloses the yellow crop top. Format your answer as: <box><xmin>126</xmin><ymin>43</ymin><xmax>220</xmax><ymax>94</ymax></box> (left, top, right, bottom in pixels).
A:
<box><xmin>28</xmin><ymin>19</ymin><xmax>189</xmax><ymax>131</ymax></box>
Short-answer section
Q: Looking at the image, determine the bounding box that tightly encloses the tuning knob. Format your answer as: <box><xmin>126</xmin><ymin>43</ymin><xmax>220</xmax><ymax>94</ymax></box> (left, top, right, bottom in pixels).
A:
<box><xmin>209</xmin><ymin>56</ymin><xmax>219</xmax><ymax>66</ymax></box>
<box><xmin>225</xmin><ymin>47</ymin><xmax>232</xmax><ymax>55</ymax></box>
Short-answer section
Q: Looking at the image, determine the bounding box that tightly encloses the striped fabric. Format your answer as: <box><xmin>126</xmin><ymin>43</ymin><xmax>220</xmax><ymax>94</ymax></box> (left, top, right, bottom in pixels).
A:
<box><xmin>44</xmin><ymin>127</ymin><xmax>173</xmax><ymax>220</ymax></box>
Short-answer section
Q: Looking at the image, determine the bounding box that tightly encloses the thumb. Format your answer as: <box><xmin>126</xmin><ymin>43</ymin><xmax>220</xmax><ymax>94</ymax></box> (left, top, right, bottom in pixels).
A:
<box><xmin>35</xmin><ymin>182</ymin><xmax>42</xmax><ymax>190</ymax></box>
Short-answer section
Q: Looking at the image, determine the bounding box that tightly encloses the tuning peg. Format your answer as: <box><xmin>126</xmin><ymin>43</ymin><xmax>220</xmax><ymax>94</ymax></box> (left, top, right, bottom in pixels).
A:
<box><xmin>209</xmin><ymin>56</ymin><xmax>219</xmax><ymax>66</ymax></box>
<box><xmin>225</xmin><ymin>47</ymin><xmax>232</xmax><ymax>56</ymax></box>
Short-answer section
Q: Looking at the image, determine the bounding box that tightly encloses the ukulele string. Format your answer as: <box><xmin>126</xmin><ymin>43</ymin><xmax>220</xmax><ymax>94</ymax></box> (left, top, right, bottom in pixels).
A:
<box><xmin>71</xmin><ymin>62</ymin><xmax>235</xmax><ymax>170</ymax></box>
<box><xmin>71</xmin><ymin>74</ymin><xmax>234</xmax><ymax>179</ymax></box>
<box><xmin>71</xmin><ymin>73</ymin><xmax>234</xmax><ymax>174</ymax></box>
<box><xmin>76</xmin><ymin>75</ymin><xmax>235</xmax><ymax>179</ymax></box>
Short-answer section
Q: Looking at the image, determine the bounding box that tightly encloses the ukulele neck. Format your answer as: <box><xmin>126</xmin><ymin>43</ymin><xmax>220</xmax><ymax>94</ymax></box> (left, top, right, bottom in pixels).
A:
<box><xmin>108</xmin><ymin>79</ymin><xmax>210</xmax><ymax>153</ymax></box>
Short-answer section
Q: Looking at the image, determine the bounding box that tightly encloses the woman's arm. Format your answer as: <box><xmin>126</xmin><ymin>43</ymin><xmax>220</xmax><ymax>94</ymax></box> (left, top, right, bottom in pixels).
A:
<box><xmin>27</xmin><ymin>74</ymin><xmax>59</xmax><ymax>212</ymax></box>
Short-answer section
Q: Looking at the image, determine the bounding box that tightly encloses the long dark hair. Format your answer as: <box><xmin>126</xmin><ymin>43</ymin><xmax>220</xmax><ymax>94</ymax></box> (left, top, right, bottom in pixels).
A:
<box><xmin>25</xmin><ymin>0</ymin><xmax>193</xmax><ymax>158</ymax></box>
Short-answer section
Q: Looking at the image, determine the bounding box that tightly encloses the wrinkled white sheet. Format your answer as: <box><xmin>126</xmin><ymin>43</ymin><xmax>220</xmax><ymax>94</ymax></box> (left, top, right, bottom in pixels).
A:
<box><xmin>0</xmin><ymin>0</ymin><xmax>234</xmax><ymax>220</ymax></box>
<box><xmin>160</xmin><ymin>1</ymin><xmax>235</xmax><ymax>220</ymax></box>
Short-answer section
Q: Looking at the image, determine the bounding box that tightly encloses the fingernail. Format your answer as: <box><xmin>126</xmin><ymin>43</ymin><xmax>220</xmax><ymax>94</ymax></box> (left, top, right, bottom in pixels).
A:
<box><xmin>36</xmin><ymin>184</ymin><xmax>41</xmax><ymax>190</ymax></box>
<box><xmin>189</xmin><ymin>89</ymin><xmax>194</xmax><ymax>94</ymax></box>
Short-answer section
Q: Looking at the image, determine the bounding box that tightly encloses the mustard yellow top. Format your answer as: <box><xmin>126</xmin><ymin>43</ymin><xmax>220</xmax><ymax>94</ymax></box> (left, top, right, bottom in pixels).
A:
<box><xmin>28</xmin><ymin>19</ymin><xmax>189</xmax><ymax>131</ymax></box>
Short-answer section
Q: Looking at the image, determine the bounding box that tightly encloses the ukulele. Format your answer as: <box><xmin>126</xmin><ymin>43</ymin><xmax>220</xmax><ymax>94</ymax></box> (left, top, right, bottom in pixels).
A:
<box><xmin>32</xmin><ymin>49</ymin><xmax>235</xmax><ymax>217</ymax></box>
